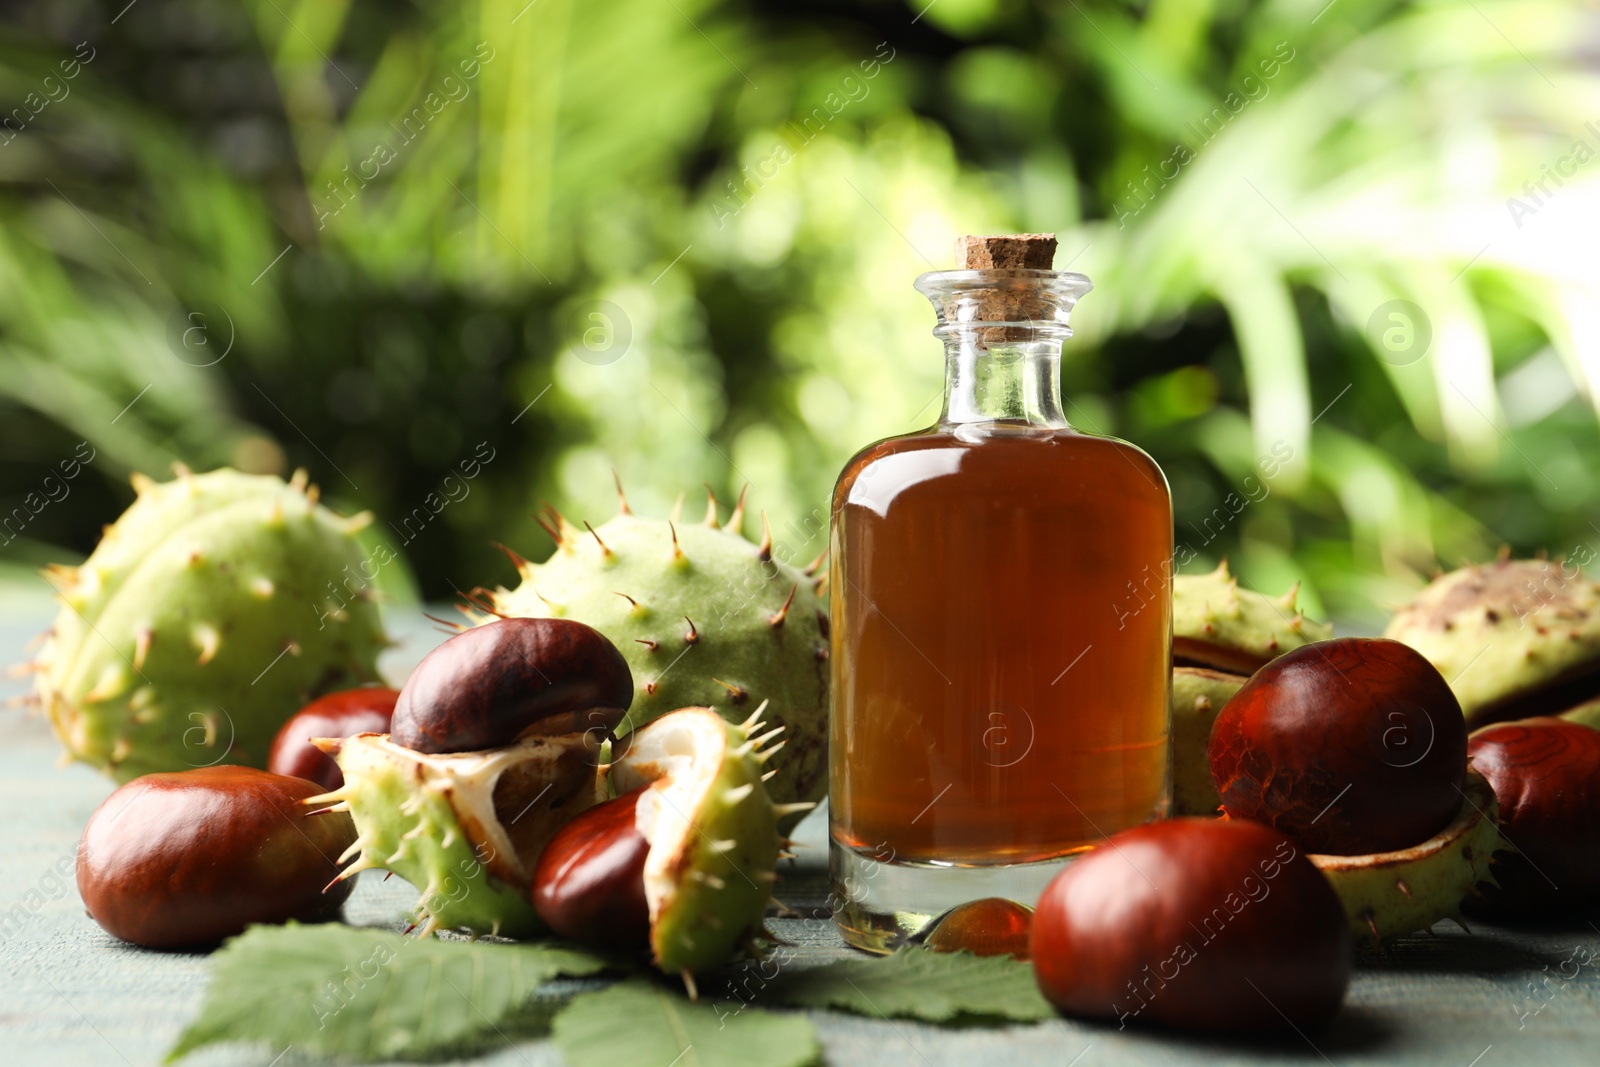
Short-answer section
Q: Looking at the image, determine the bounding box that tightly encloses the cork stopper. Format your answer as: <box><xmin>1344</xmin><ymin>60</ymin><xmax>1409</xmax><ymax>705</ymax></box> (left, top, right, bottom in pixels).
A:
<box><xmin>954</xmin><ymin>233</ymin><xmax>1058</xmax><ymax>270</ymax></box>
<box><xmin>944</xmin><ymin>234</ymin><xmax>1061</xmax><ymax>338</ymax></box>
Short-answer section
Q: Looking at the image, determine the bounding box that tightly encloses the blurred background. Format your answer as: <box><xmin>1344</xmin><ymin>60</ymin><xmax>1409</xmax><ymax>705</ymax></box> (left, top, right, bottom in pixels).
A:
<box><xmin>2</xmin><ymin>0</ymin><xmax>1598</xmax><ymax>632</ymax></box>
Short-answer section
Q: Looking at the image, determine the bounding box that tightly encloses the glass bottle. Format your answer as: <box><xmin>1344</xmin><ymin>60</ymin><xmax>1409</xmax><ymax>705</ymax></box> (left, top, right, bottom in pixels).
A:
<box><xmin>828</xmin><ymin>236</ymin><xmax>1173</xmax><ymax>953</ymax></box>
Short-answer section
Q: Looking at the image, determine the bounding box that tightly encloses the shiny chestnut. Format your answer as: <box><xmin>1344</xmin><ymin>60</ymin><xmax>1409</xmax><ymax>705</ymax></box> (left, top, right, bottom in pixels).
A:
<box><xmin>531</xmin><ymin>787</ymin><xmax>651</xmax><ymax>951</ymax></box>
<box><xmin>77</xmin><ymin>766</ymin><xmax>357</xmax><ymax>949</ymax></box>
<box><xmin>390</xmin><ymin>618</ymin><xmax>633</xmax><ymax>754</ymax></box>
<box><xmin>1208</xmin><ymin>637</ymin><xmax>1467</xmax><ymax>855</ymax></box>
<box><xmin>268</xmin><ymin>686</ymin><xmax>399</xmax><ymax>790</ymax></box>
<box><xmin>919</xmin><ymin>898</ymin><xmax>1033</xmax><ymax>959</ymax></box>
<box><xmin>1467</xmin><ymin>717</ymin><xmax>1600</xmax><ymax>915</ymax></box>
<box><xmin>1032</xmin><ymin>818</ymin><xmax>1350</xmax><ymax>1033</ymax></box>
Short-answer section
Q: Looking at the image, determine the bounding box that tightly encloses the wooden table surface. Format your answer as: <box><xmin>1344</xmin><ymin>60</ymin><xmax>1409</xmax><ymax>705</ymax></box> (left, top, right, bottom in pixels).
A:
<box><xmin>3</xmin><ymin>596</ymin><xmax>1598</xmax><ymax>1066</ymax></box>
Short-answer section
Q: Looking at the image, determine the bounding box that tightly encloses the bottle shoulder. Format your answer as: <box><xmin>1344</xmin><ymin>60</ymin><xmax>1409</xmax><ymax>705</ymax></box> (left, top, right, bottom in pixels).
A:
<box><xmin>831</xmin><ymin>427</ymin><xmax>953</xmax><ymax>507</ymax></box>
<box><xmin>836</xmin><ymin>426</ymin><xmax>1166</xmax><ymax>482</ymax></box>
<box><xmin>832</xmin><ymin>425</ymin><xmax>1171</xmax><ymax>512</ymax></box>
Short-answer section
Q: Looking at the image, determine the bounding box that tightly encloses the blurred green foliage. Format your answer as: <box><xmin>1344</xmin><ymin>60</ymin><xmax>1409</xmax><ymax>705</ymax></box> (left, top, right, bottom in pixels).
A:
<box><xmin>2</xmin><ymin>0</ymin><xmax>1598</xmax><ymax>628</ymax></box>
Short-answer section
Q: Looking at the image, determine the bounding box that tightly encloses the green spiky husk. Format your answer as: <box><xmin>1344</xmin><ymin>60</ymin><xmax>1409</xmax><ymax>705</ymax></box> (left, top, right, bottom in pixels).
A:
<box><xmin>1384</xmin><ymin>559</ymin><xmax>1600</xmax><ymax>725</ymax></box>
<box><xmin>1310</xmin><ymin>770</ymin><xmax>1503</xmax><ymax>943</ymax></box>
<box><xmin>1173</xmin><ymin>560</ymin><xmax>1332</xmax><ymax>671</ymax></box>
<box><xmin>613</xmin><ymin>707</ymin><xmax>787</xmax><ymax>974</ymax></box>
<box><xmin>1561</xmin><ymin>697</ymin><xmax>1600</xmax><ymax>731</ymax></box>
<box><xmin>35</xmin><ymin>468</ymin><xmax>386</xmax><ymax>782</ymax></box>
<box><xmin>1170</xmin><ymin>667</ymin><xmax>1246</xmax><ymax>816</ymax></box>
<box><xmin>488</xmin><ymin>509</ymin><xmax>828</xmax><ymax>815</ymax></box>
<box><xmin>319</xmin><ymin>732</ymin><xmax>606</xmax><ymax>938</ymax></box>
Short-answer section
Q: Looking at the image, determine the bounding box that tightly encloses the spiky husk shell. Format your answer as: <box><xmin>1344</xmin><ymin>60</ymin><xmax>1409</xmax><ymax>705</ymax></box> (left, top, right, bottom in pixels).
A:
<box><xmin>1384</xmin><ymin>559</ymin><xmax>1600</xmax><ymax>726</ymax></box>
<box><xmin>1310</xmin><ymin>770</ymin><xmax>1502</xmax><ymax>945</ymax></box>
<box><xmin>1173</xmin><ymin>561</ymin><xmax>1332</xmax><ymax>674</ymax></box>
<box><xmin>612</xmin><ymin>706</ymin><xmax>796</xmax><ymax>974</ymax></box>
<box><xmin>486</xmin><ymin>506</ymin><xmax>827</xmax><ymax>814</ymax></box>
<box><xmin>1561</xmin><ymin>696</ymin><xmax>1600</xmax><ymax>731</ymax></box>
<box><xmin>1170</xmin><ymin>667</ymin><xmax>1246</xmax><ymax>816</ymax></box>
<box><xmin>34</xmin><ymin>467</ymin><xmax>386</xmax><ymax>782</ymax></box>
<box><xmin>314</xmin><ymin>732</ymin><xmax>606</xmax><ymax>938</ymax></box>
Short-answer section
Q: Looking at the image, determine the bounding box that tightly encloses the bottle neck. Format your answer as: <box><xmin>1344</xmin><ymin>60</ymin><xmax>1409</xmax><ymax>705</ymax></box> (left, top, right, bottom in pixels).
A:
<box><xmin>940</xmin><ymin>334</ymin><xmax>1068</xmax><ymax>428</ymax></box>
<box><xmin>914</xmin><ymin>267</ymin><xmax>1089</xmax><ymax>431</ymax></box>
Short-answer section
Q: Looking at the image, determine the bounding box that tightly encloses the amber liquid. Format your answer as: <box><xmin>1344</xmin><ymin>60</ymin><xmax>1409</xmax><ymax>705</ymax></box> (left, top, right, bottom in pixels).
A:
<box><xmin>830</xmin><ymin>424</ymin><xmax>1172</xmax><ymax>867</ymax></box>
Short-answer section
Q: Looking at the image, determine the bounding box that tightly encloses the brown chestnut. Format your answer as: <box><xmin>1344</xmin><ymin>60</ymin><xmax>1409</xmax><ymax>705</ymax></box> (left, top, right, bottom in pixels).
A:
<box><xmin>390</xmin><ymin>618</ymin><xmax>633</xmax><ymax>754</ymax></box>
<box><xmin>268</xmin><ymin>686</ymin><xmax>399</xmax><ymax>790</ymax></box>
<box><xmin>1208</xmin><ymin>637</ymin><xmax>1467</xmax><ymax>855</ymax></box>
<box><xmin>77</xmin><ymin>766</ymin><xmax>357</xmax><ymax>949</ymax></box>
<box><xmin>1032</xmin><ymin>818</ymin><xmax>1350</xmax><ymax>1033</ymax></box>
<box><xmin>1466</xmin><ymin>717</ymin><xmax>1600</xmax><ymax>915</ymax></box>
<box><xmin>531</xmin><ymin>787</ymin><xmax>651</xmax><ymax>951</ymax></box>
<box><xmin>917</xmin><ymin>898</ymin><xmax>1033</xmax><ymax>959</ymax></box>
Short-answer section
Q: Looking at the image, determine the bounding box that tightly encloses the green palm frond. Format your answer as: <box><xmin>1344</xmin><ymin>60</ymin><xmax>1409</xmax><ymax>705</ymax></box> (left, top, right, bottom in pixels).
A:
<box><xmin>246</xmin><ymin>0</ymin><xmax>747</xmax><ymax>286</ymax></box>
<box><xmin>1</xmin><ymin>0</ymin><xmax>1595</xmax><ymax>613</ymax></box>
<box><xmin>1083</xmin><ymin>0</ymin><xmax>1600</xmax><ymax>477</ymax></box>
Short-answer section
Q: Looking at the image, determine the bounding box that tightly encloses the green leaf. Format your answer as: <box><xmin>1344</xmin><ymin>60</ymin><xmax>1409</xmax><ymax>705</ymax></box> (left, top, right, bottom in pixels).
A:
<box><xmin>552</xmin><ymin>977</ymin><xmax>819</xmax><ymax>1067</ymax></box>
<box><xmin>770</xmin><ymin>948</ymin><xmax>1055</xmax><ymax>1023</ymax></box>
<box><xmin>166</xmin><ymin>923</ymin><xmax>611</xmax><ymax>1063</ymax></box>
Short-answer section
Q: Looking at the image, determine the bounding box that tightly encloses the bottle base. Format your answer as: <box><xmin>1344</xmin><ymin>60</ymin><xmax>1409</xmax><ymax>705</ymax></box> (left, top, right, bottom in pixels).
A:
<box><xmin>829</xmin><ymin>838</ymin><xmax>1080</xmax><ymax>954</ymax></box>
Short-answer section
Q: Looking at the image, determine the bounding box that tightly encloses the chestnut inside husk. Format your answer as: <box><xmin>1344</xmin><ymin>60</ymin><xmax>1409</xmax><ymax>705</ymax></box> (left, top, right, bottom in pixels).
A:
<box><xmin>526</xmin><ymin>706</ymin><xmax>790</xmax><ymax>976</ymax></box>
<box><xmin>1208</xmin><ymin>637</ymin><xmax>1467</xmax><ymax>855</ymax></box>
<box><xmin>1308</xmin><ymin>769</ymin><xmax>1500</xmax><ymax>944</ymax></box>
<box><xmin>1466</xmin><ymin>716</ymin><xmax>1600</xmax><ymax>916</ymax></box>
<box><xmin>389</xmin><ymin>617</ymin><xmax>633</xmax><ymax>754</ymax></box>
<box><xmin>532</xmin><ymin>786</ymin><xmax>652</xmax><ymax>950</ymax></box>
